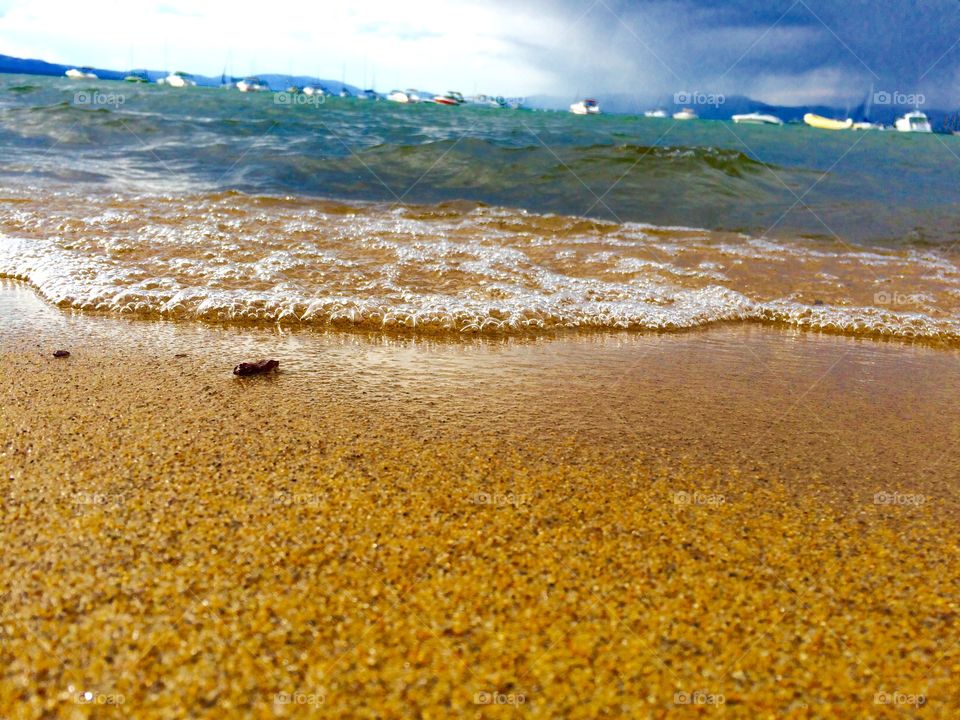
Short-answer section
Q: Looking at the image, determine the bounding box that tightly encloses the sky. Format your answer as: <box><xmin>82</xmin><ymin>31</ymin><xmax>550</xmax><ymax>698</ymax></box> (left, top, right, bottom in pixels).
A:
<box><xmin>2</xmin><ymin>0</ymin><xmax>960</xmax><ymax>106</ymax></box>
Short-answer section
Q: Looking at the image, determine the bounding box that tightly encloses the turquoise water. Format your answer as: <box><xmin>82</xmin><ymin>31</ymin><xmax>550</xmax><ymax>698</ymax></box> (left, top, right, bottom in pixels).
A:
<box><xmin>2</xmin><ymin>74</ymin><xmax>959</xmax><ymax>247</ymax></box>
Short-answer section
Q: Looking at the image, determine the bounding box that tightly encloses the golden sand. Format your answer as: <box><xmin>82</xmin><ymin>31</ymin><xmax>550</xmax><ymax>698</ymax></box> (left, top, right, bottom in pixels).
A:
<box><xmin>1</xmin><ymin>281</ymin><xmax>959</xmax><ymax>718</ymax></box>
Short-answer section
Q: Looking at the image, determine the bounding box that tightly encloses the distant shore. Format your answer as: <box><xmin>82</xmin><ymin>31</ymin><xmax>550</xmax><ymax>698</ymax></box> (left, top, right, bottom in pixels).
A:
<box><xmin>1</xmin><ymin>280</ymin><xmax>958</xmax><ymax>716</ymax></box>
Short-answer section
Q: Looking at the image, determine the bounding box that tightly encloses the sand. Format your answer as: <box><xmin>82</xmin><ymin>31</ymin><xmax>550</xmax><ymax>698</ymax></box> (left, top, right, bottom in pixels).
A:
<box><xmin>1</xmin><ymin>279</ymin><xmax>959</xmax><ymax>718</ymax></box>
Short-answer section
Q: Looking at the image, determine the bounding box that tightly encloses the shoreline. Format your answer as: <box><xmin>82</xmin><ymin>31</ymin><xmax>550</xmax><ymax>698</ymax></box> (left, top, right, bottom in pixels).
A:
<box><xmin>2</xmin><ymin>282</ymin><xmax>959</xmax><ymax>717</ymax></box>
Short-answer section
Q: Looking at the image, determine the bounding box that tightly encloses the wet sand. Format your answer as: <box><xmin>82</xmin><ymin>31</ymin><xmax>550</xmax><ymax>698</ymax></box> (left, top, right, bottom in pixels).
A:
<box><xmin>1</xmin><ymin>279</ymin><xmax>959</xmax><ymax>718</ymax></box>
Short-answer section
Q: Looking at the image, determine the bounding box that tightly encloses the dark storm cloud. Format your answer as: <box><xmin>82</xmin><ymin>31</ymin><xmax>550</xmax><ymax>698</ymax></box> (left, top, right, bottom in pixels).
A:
<box><xmin>495</xmin><ymin>0</ymin><xmax>960</xmax><ymax>104</ymax></box>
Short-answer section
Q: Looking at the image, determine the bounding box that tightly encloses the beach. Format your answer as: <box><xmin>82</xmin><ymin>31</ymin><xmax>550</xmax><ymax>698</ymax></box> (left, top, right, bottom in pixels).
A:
<box><xmin>3</xmin><ymin>71</ymin><xmax>960</xmax><ymax>718</ymax></box>
<box><xmin>2</xmin><ymin>279</ymin><xmax>958</xmax><ymax>717</ymax></box>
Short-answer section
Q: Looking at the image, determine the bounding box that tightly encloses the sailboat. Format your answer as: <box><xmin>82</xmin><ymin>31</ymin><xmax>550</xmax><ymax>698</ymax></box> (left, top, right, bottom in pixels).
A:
<box><xmin>158</xmin><ymin>71</ymin><xmax>197</xmax><ymax>88</ymax></box>
<box><xmin>570</xmin><ymin>99</ymin><xmax>600</xmax><ymax>115</ymax></box>
<box><xmin>852</xmin><ymin>85</ymin><xmax>882</xmax><ymax>130</ymax></box>
<box><xmin>236</xmin><ymin>77</ymin><xmax>269</xmax><ymax>92</ymax></box>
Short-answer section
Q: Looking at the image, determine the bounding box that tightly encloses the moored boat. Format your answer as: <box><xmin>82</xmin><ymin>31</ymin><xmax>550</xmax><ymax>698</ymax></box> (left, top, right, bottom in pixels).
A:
<box><xmin>570</xmin><ymin>99</ymin><xmax>600</xmax><ymax>115</ymax></box>
<box><xmin>159</xmin><ymin>72</ymin><xmax>197</xmax><ymax>88</ymax></box>
<box><xmin>65</xmin><ymin>68</ymin><xmax>97</xmax><ymax>79</ymax></box>
<box><xmin>895</xmin><ymin>110</ymin><xmax>932</xmax><ymax>133</ymax></box>
<box><xmin>434</xmin><ymin>91</ymin><xmax>465</xmax><ymax>106</ymax></box>
<box><xmin>732</xmin><ymin>112</ymin><xmax>783</xmax><ymax>126</ymax></box>
<box><xmin>673</xmin><ymin>108</ymin><xmax>698</xmax><ymax>120</ymax></box>
<box><xmin>803</xmin><ymin>113</ymin><xmax>853</xmax><ymax>130</ymax></box>
<box><xmin>236</xmin><ymin>77</ymin><xmax>269</xmax><ymax>92</ymax></box>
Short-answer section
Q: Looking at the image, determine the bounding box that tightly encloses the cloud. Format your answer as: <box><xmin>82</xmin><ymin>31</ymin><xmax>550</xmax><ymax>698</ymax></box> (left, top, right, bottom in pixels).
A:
<box><xmin>1</xmin><ymin>0</ymin><xmax>959</xmax><ymax>104</ymax></box>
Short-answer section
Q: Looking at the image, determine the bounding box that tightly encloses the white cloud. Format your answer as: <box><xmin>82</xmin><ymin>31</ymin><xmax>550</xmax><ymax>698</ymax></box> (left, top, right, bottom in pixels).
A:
<box><xmin>0</xmin><ymin>0</ymin><xmax>556</xmax><ymax>94</ymax></box>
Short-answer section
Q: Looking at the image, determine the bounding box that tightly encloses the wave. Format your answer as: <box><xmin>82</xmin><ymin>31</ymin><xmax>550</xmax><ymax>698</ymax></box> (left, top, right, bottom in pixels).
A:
<box><xmin>1</xmin><ymin>192</ymin><xmax>958</xmax><ymax>342</ymax></box>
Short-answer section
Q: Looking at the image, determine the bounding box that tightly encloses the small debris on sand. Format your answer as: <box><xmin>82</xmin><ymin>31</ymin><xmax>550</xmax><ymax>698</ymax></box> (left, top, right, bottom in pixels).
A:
<box><xmin>174</xmin><ymin>353</ymin><xmax>187</xmax><ymax>358</ymax></box>
<box><xmin>52</xmin><ymin>350</ymin><xmax>70</xmax><ymax>358</ymax></box>
<box><xmin>233</xmin><ymin>359</ymin><xmax>279</xmax><ymax>377</ymax></box>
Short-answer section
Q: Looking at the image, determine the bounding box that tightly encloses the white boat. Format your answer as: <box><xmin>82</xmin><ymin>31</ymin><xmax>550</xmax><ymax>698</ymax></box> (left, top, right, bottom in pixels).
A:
<box><xmin>644</xmin><ymin>109</ymin><xmax>668</xmax><ymax>118</ymax></box>
<box><xmin>852</xmin><ymin>121</ymin><xmax>882</xmax><ymax>131</ymax></box>
<box><xmin>732</xmin><ymin>112</ymin><xmax>783</xmax><ymax>126</ymax></box>
<box><xmin>673</xmin><ymin>108</ymin><xmax>698</xmax><ymax>120</ymax></box>
<box><xmin>236</xmin><ymin>77</ymin><xmax>269</xmax><ymax>92</ymax></box>
<box><xmin>570</xmin><ymin>99</ymin><xmax>600</xmax><ymax>115</ymax></box>
<box><xmin>895</xmin><ymin>110</ymin><xmax>932</xmax><ymax>133</ymax></box>
<box><xmin>302</xmin><ymin>85</ymin><xmax>326</xmax><ymax>97</ymax></box>
<box><xmin>388</xmin><ymin>89</ymin><xmax>424</xmax><ymax>103</ymax></box>
<box><xmin>158</xmin><ymin>72</ymin><xmax>196</xmax><ymax>88</ymax></box>
<box><xmin>65</xmin><ymin>68</ymin><xmax>97</xmax><ymax>79</ymax></box>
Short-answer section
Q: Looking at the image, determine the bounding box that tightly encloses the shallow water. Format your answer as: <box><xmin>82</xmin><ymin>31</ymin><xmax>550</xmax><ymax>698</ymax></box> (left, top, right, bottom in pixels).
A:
<box><xmin>3</xmin><ymin>75</ymin><xmax>960</xmax><ymax>342</ymax></box>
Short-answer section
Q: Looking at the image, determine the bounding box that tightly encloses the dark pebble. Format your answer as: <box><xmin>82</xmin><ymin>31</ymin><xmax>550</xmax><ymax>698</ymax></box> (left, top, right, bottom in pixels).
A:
<box><xmin>52</xmin><ymin>350</ymin><xmax>70</xmax><ymax>358</ymax></box>
<box><xmin>233</xmin><ymin>359</ymin><xmax>280</xmax><ymax>377</ymax></box>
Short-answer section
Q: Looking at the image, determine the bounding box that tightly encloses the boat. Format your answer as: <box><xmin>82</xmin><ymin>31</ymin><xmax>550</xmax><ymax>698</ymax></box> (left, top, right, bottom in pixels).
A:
<box><xmin>434</xmin><ymin>91</ymin><xmax>465</xmax><ymax>106</ymax></box>
<box><xmin>673</xmin><ymin>108</ymin><xmax>698</xmax><ymax>120</ymax></box>
<box><xmin>467</xmin><ymin>94</ymin><xmax>508</xmax><ymax>108</ymax></box>
<box><xmin>158</xmin><ymin>72</ymin><xmax>197</xmax><ymax>88</ymax></box>
<box><xmin>339</xmin><ymin>87</ymin><xmax>352</xmax><ymax>98</ymax></box>
<box><xmin>236</xmin><ymin>77</ymin><xmax>269</xmax><ymax>92</ymax></box>
<box><xmin>123</xmin><ymin>71</ymin><xmax>149</xmax><ymax>83</ymax></box>
<box><xmin>732</xmin><ymin>112</ymin><xmax>783</xmax><ymax>126</ymax></box>
<box><xmin>803</xmin><ymin>113</ymin><xmax>853</xmax><ymax>130</ymax></box>
<box><xmin>65</xmin><ymin>68</ymin><xmax>97</xmax><ymax>79</ymax></box>
<box><xmin>852</xmin><ymin>121</ymin><xmax>882</xmax><ymax>131</ymax></box>
<box><xmin>302</xmin><ymin>84</ymin><xmax>326</xmax><ymax>97</ymax></box>
<box><xmin>895</xmin><ymin>110</ymin><xmax>932</xmax><ymax>133</ymax></box>
<box><xmin>387</xmin><ymin>90</ymin><xmax>410</xmax><ymax>103</ymax></box>
<box><xmin>570</xmin><ymin>99</ymin><xmax>600</xmax><ymax>115</ymax></box>
<box><xmin>358</xmin><ymin>89</ymin><xmax>379</xmax><ymax>101</ymax></box>
<box><xmin>644</xmin><ymin>109</ymin><xmax>668</xmax><ymax>118</ymax></box>
<box><xmin>405</xmin><ymin>89</ymin><xmax>424</xmax><ymax>103</ymax></box>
